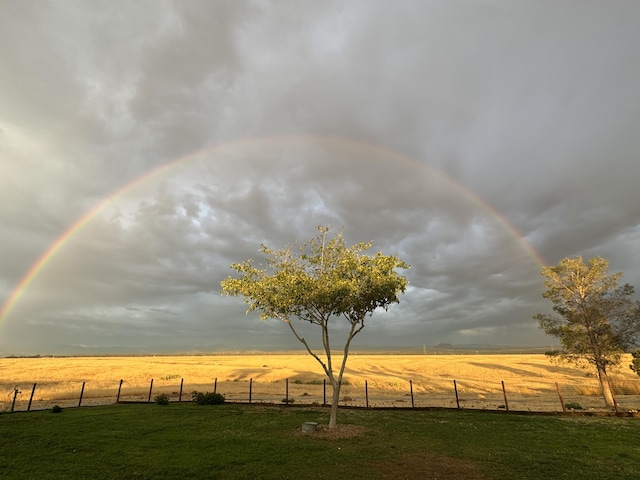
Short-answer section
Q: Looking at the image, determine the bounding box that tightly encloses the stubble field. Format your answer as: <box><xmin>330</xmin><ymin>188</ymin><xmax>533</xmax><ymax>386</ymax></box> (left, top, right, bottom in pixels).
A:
<box><xmin>2</xmin><ymin>353</ymin><xmax>640</xmax><ymax>413</ymax></box>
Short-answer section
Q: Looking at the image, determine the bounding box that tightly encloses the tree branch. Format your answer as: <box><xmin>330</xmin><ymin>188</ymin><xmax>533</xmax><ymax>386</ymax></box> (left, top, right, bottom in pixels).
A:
<box><xmin>284</xmin><ymin>319</ymin><xmax>330</xmax><ymax>377</ymax></box>
<box><xmin>336</xmin><ymin>315</ymin><xmax>366</xmax><ymax>383</ymax></box>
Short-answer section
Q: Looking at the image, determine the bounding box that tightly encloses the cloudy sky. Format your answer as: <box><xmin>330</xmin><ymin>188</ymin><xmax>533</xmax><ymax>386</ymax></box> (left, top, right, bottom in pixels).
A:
<box><xmin>2</xmin><ymin>1</ymin><xmax>639</xmax><ymax>355</ymax></box>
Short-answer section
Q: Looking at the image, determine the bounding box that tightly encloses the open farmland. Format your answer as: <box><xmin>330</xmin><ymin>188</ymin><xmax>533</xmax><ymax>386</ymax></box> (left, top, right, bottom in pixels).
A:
<box><xmin>2</xmin><ymin>353</ymin><xmax>640</xmax><ymax>413</ymax></box>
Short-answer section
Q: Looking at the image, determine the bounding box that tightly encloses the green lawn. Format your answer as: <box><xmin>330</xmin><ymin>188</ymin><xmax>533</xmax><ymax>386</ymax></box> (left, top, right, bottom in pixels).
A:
<box><xmin>1</xmin><ymin>403</ymin><xmax>638</xmax><ymax>479</ymax></box>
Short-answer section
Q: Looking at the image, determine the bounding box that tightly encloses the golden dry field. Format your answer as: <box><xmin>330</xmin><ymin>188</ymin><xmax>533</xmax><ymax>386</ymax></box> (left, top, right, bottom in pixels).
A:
<box><xmin>2</xmin><ymin>353</ymin><xmax>640</xmax><ymax>413</ymax></box>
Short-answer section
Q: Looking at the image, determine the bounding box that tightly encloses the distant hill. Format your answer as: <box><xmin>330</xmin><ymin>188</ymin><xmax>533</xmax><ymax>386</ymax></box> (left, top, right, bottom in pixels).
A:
<box><xmin>3</xmin><ymin>343</ymin><xmax>559</xmax><ymax>358</ymax></box>
<box><xmin>338</xmin><ymin>344</ymin><xmax>556</xmax><ymax>355</ymax></box>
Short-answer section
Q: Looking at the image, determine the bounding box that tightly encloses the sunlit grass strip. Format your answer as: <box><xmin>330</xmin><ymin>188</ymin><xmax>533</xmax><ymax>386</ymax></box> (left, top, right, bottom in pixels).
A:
<box><xmin>3</xmin><ymin>354</ymin><xmax>640</xmax><ymax>413</ymax></box>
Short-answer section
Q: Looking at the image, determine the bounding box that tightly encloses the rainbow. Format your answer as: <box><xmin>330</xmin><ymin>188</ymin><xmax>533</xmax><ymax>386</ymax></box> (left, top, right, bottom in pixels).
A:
<box><xmin>0</xmin><ymin>134</ymin><xmax>545</xmax><ymax>327</ymax></box>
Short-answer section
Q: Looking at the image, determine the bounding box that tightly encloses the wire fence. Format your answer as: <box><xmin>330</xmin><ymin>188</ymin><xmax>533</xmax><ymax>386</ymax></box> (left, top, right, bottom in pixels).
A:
<box><xmin>4</xmin><ymin>376</ymin><xmax>640</xmax><ymax>414</ymax></box>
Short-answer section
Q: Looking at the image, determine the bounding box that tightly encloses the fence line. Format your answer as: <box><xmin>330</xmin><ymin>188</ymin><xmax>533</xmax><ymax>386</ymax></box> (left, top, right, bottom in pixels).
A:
<box><xmin>3</xmin><ymin>376</ymin><xmax>640</xmax><ymax>414</ymax></box>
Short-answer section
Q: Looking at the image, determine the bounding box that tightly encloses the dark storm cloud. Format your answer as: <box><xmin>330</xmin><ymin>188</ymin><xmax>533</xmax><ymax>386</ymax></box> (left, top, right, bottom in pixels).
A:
<box><xmin>1</xmin><ymin>1</ymin><xmax>639</xmax><ymax>355</ymax></box>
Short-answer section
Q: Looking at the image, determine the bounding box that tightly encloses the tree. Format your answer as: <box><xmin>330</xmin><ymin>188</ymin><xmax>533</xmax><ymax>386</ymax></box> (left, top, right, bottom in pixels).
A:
<box><xmin>220</xmin><ymin>226</ymin><xmax>409</xmax><ymax>428</ymax></box>
<box><xmin>534</xmin><ymin>256</ymin><xmax>640</xmax><ymax>407</ymax></box>
<box><xmin>630</xmin><ymin>351</ymin><xmax>640</xmax><ymax>377</ymax></box>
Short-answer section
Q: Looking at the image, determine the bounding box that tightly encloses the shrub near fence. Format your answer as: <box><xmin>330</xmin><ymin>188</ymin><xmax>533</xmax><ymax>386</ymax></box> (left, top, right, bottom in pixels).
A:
<box><xmin>4</xmin><ymin>376</ymin><xmax>640</xmax><ymax>414</ymax></box>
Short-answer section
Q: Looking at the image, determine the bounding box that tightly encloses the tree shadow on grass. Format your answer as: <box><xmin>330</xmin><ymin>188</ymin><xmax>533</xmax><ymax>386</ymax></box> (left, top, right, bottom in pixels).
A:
<box><xmin>467</xmin><ymin>362</ymin><xmax>538</xmax><ymax>378</ymax></box>
<box><xmin>520</xmin><ymin>362</ymin><xmax>591</xmax><ymax>377</ymax></box>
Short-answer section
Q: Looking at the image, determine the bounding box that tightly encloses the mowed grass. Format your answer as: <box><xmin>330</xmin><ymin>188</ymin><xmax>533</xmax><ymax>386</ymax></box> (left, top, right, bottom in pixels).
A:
<box><xmin>1</xmin><ymin>403</ymin><xmax>639</xmax><ymax>480</ymax></box>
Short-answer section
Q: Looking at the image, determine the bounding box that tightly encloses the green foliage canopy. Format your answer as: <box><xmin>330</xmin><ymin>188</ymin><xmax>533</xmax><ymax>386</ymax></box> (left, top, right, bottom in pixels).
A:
<box><xmin>220</xmin><ymin>226</ymin><xmax>409</xmax><ymax>427</ymax></box>
<box><xmin>534</xmin><ymin>256</ymin><xmax>640</xmax><ymax>406</ymax></box>
<box><xmin>220</xmin><ymin>226</ymin><xmax>409</xmax><ymax>328</ymax></box>
<box><xmin>630</xmin><ymin>351</ymin><xmax>640</xmax><ymax>377</ymax></box>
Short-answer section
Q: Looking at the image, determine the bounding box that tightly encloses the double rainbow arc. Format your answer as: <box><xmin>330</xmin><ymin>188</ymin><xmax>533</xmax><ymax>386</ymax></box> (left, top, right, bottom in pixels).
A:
<box><xmin>0</xmin><ymin>134</ymin><xmax>545</xmax><ymax>328</ymax></box>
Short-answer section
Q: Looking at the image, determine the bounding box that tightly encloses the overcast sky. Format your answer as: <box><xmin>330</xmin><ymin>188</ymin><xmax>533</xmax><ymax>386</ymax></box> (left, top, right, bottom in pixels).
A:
<box><xmin>2</xmin><ymin>1</ymin><xmax>640</xmax><ymax>355</ymax></box>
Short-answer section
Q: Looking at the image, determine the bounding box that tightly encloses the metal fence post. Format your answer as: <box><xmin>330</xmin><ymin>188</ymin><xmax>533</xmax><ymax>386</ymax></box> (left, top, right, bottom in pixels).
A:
<box><xmin>323</xmin><ymin>379</ymin><xmax>326</xmax><ymax>406</ymax></box>
<box><xmin>285</xmin><ymin>378</ymin><xmax>289</xmax><ymax>405</ymax></box>
<box><xmin>78</xmin><ymin>382</ymin><xmax>86</xmax><ymax>407</ymax></box>
<box><xmin>410</xmin><ymin>380</ymin><xmax>415</xmax><ymax>408</ymax></box>
<box><xmin>116</xmin><ymin>379</ymin><xmax>123</xmax><ymax>403</ymax></box>
<box><xmin>10</xmin><ymin>387</ymin><xmax>20</xmax><ymax>413</ymax></box>
<box><xmin>365</xmin><ymin>380</ymin><xmax>369</xmax><ymax>408</ymax></box>
<box><xmin>28</xmin><ymin>383</ymin><xmax>37</xmax><ymax>412</ymax></box>
<box><xmin>555</xmin><ymin>382</ymin><xmax>566</xmax><ymax>413</ymax></box>
<box><xmin>501</xmin><ymin>381</ymin><xmax>509</xmax><ymax>411</ymax></box>
<box><xmin>453</xmin><ymin>380</ymin><xmax>460</xmax><ymax>409</ymax></box>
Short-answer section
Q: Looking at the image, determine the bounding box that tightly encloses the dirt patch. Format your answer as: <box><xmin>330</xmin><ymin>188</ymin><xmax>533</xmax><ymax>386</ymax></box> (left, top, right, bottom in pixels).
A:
<box><xmin>295</xmin><ymin>423</ymin><xmax>367</xmax><ymax>439</ymax></box>
<box><xmin>371</xmin><ymin>452</ymin><xmax>487</xmax><ymax>480</ymax></box>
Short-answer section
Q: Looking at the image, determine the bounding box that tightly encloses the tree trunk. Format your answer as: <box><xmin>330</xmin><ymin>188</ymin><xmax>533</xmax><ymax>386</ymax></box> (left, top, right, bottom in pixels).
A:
<box><xmin>597</xmin><ymin>367</ymin><xmax>615</xmax><ymax>408</ymax></box>
<box><xmin>328</xmin><ymin>380</ymin><xmax>341</xmax><ymax>429</ymax></box>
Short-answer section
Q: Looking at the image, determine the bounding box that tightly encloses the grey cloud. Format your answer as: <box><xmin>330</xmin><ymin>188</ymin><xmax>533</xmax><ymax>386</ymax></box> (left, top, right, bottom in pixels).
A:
<box><xmin>1</xmin><ymin>1</ymin><xmax>639</xmax><ymax>355</ymax></box>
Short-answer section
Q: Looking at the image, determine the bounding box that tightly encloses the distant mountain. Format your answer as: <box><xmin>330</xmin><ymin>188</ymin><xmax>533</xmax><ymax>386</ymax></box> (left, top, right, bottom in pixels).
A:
<box><xmin>349</xmin><ymin>344</ymin><xmax>555</xmax><ymax>355</ymax></box>
<box><xmin>3</xmin><ymin>342</ymin><xmax>558</xmax><ymax>358</ymax></box>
